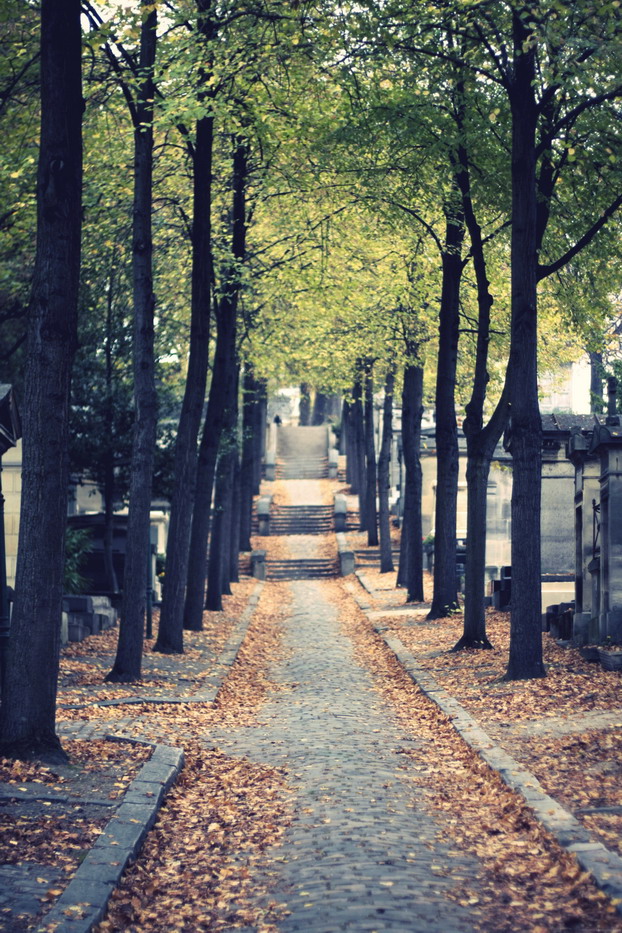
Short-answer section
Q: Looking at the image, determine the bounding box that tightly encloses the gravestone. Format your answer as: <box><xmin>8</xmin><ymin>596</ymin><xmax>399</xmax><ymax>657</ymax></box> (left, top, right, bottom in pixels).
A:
<box><xmin>588</xmin><ymin>378</ymin><xmax>622</xmax><ymax>643</ymax></box>
<box><xmin>567</xmin><ymin>425</ymin><xmax>601</xmax><ymax>644</ymax></box>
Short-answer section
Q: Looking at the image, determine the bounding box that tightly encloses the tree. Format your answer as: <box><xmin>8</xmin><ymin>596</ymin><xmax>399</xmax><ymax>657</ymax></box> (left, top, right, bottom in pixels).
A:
<box><xmin>0</xmin><ymin>0</ymin><xmax>82</xmax><ymax>762</ymax></box>
<box><xmin>186</xmin><ymin>134</ymin><xmax>249</xmax><ymax>624</ymax></box>
<box><xmin>427</xmin><ymin>195</ymin><xmax>465</xmax><ymax>619</ymax></box>
<box><xmin>378</xmin><ymin>360</ymin><xmax>396</xmax><ymax>572</ymax></box>
<box><xmin>398</xmin><ymin>353</ymin><xmax>425</xmax><ymax>602</ymax></box>
<box><xmin>107</xmin><ymin>0</ymin><xmax>159</xmax><ymax>682</ymax></box>
<box><xmin>154</xmin><ymin>0</ymin><xmax>215</xmax><ymax>654</ymax></box>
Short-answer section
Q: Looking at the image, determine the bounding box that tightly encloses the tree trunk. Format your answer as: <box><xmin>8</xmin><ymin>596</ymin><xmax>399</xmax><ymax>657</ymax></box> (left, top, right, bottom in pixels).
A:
<box><xmin>312</xmin><ymin>391</ymin><xmax>328</xmax><ymax>425</ymax></box>
<box><xmin>299</xmin><ymin>383</ymin><xmax>311</xmax><ymax>425</ymax></box>
<box><xmin>453</xmin><ymin>94</ymin><xmax>509</xmax><ymax>651</ymax></box>
<box><xmin>428</xmin><ymin>201</ymin><xmax>465</xmax><ymax>619</ymax></box>
<box><xmin>455</xmin><ymin>448</ymin><xmax>493</xmax><ymax>650</ymax></box>
<box><xmin>154</xmin><ymin>55</ymin><xmax>214</xmax><ymax>653</ymax></box>
<box><xmin>182</xmin><ymin>321</ymin><xmax>234</xmax><ymax>629</ymax></box>
<box><xmin>229</xmin><ymin>446</ymin><xmax>241</xmax><ymax>584</ymax></box>
<box><xmin>102</xmin><ymin>276</ymin><xmax>119</xmax><ymax>595</ymax></box>
<box><xmin>505</xmin><ymin>9</ymin><xmax>546</xmax><ymax>680</ymax></box>
<box><xmin>398</xmin><ymin>362</ymin><xmax>425</xmax><ymax>602</ymax></box>
<box><xmin>364</xmin><ymin>360</ymin><xmax>379</xmax><ymax>547</ymax></box>
<box><xmin>184</xmin><ymin>135</ymin><xmax>247</xmax><ymax>628</ymax></box>
<box><xmin>239</xmin><ymin>366</ymin><xmax>260</xmax><ymax>552</ymax></box>
<box><xmin>0</xmin><ymin>0</ymin><xmax>82</xmax><ymax>763</ymax></box>
<box><xmin>353</xmin><ymin>363</ymin><xmax>367</xmax><ymax>529</ymax></box>
<box><xmin>344</xmin><ymin>399</ymin><xmax>357</xmax><ymax>491</ymax></box>
<box><xmin>340</xmin><ymin>399</ymin><xmax>348</xmax><ymax>456</ymax></box>
<box><xmin>254</xmin><ymin>381</ymin><xmax>266</xmax><ymax>493</ymax></box>
<box><xmin>378</xmin><ymin>363</ymin><xmax>395</xmax><ymax>572</ymax></box>
<box><xmin>206</xmin><ymin>420</ymin><xmax>236</xmax><ymax>610</ymax></box>
<box><xmin>107</xmin><ymin>2</ymin><xmax>157</xmax><ymax>683</ymax></box>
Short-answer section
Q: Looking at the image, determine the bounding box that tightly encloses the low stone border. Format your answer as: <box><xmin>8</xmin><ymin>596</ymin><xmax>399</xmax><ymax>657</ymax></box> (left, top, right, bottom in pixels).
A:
<box><xmin>30</xmin><ymin>583</ymin><xmax>265</xmax><ymax>929</ymax></box>
<box><xmin>36</xmin><ymin>742</ymin><xmax>184</xmax><ymax>933</ymax></box>
<box><xmin>191</xmin><ymin>580</ymin><xmax>264</xmax><ymax>701</ymax></box>
<box><xmin>345</xmin><ymin>581</ymin><xmax>622</xmax><ymax>917</ymax></box>
<box><xmin>60</xmin><ymin>581</ymin><xmax>264</xmax><ymax>710</ymax></box>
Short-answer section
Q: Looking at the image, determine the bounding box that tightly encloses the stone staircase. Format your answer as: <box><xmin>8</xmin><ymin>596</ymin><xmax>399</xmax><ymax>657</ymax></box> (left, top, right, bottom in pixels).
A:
<box><xmin>275</xmin><ymin>425</ymin><xmax>329</xmax><ymax>479</ymax></box>
<box><xmin>354</xmin><ymin>547</ymin><xmax>401</xmax><ymax>566</ymax></box>
<box><xmin>275</xmin><ymin>457</ymin><xmax>329</xmax><ymax>479</ymax></box>
<box><xmin>270</xmin><ymin>505</ymin><xmax>333</xmax><ymax>535</ymax></box>
<box><xmin>266</xmin><ymin>557</ymin><xmax>339</xmax><ymax>581</ymax></box>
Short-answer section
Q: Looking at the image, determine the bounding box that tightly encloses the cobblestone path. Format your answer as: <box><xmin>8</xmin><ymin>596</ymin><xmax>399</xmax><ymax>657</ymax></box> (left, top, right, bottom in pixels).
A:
<box><xmin>207</xmin><ymin>576</ymin><xmax>482</xmax><ymax>932</ymax></box>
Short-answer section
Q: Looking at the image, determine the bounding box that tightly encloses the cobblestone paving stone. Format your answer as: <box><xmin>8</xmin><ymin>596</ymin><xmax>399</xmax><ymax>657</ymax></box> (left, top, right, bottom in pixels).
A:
<box><xmin>206</xmin><ymin>579</ymin><xmax>482</xmax><ymax>932</ymax></box>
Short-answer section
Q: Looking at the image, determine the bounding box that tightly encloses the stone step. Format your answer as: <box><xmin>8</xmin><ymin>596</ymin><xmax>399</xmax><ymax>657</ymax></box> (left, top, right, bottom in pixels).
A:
<box><xmin>270</xmin><ymin>524</ymin><xmax>334</xmax><ymax>534</ymax></box>
<box><xmin>354</xmin><ymin>548</ymin><xmax>401</xmax><ymax>564</ymax></box>
<box><xmin>266</xmin><ymin>559</ymin><xmax>339</xmax><ymax>580</ymax></box>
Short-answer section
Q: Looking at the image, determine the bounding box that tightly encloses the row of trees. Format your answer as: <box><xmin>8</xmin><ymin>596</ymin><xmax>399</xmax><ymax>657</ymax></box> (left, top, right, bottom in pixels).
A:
<box><xmin>0</xmin><ymin>0</ymin><xmax>621</xmax><ymax>760</ymax></box>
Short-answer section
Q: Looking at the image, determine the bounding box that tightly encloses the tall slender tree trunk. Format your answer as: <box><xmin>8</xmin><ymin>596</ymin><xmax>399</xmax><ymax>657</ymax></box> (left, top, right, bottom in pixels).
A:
<box><xmin>206</xmin><ymin>412</ymin><xmax>237</xmax><ymax>610</ymax></box>
<box><xmin>0</xmin><ymin>0</ymin><xmax>82</xmax><ymax>762</ymax></box>
<box><xmin>364</xmin><ymin>360</ymin><xmax>379</xmax><ymax>547</ymax></box>
<box><xmin>185</xmin><ymin>135</ymin><xmax>247</xmax><ymax>627</ymax></box>
<box><xmin>102</xmin><ymin>283</ymin><xmax>119</xmax><ymax>595</ymax></box>
<box><xmin>299</xmin><ymin>383</ymin><xmax>311</xmax><ymax>425</ymax></box>
<box><xmin>154</xmin><ymin>16</ymin><xmax>214</xmax><ymax>652</ymax></box>
<box><xmin>378</xmin><ymin>363</ymin><xmax>395</xmax><ymax>572</ymax></box>
<box><xmin>398</xmin><ymin>362</ymin><xmax>425</xmax><ymax>602</ymax></box>
<box><xmin>344</xmin><ymin>399</ymin><xmax>357</xmax><ymax>491</ymax></box>
<box><xmin>353</xmin><ymin>363</ymin><xmax>367</xmax><ymax>530</ymax></box>
<box><xmin>239</xmin><ymin>366</ymin><xmax>260</xmax><ymax>552</ymax></box>
<box><xmin>452</xmin><ymin>93</ymin><xmax>509</xmax><ymax>651</ymax></box>
<box><xmin>254</xmin><ymin>381</ymin><xmax>267</xmax><ymax>492</ymax></box>
<box><xmin>428</xmin><ymin>201</ymin><xmax>465</xmax><ymax>619</ymax></box>
<box><xmin>229</xmin><ymin>444</ymin><xmax>241</xmax><ymax>584</ymax></box>
<box><xmin>505</xmin><ymin>9</ymin><xmax>545</xmax><ymax>680</ymax></box>
<box><xmin>107</xmin><ymin>2</ymin><xmax>157</xmax><ymax>682</ymax></box>
<box><xmin>312</xmin><ymin>391</ymin><xmax>328</xmax><ymax>425</ymax></box>
<box><xmin>456</xmin><ymin>448</ymin><xmax>493</xmax><ymax>649</ymax></box>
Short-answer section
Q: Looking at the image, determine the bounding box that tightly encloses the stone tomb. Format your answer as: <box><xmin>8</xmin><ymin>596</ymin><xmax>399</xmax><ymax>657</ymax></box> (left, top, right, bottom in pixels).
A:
<box><xmin>566</xmin><ymin>380</ymin><xmax>622</xmax><ymax>645</ymax></box>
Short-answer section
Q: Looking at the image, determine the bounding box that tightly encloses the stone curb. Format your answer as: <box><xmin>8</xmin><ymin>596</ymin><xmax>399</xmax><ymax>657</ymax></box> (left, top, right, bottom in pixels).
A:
<box><xmin>32</xmin><ymin>583</ymin><xmax>265</xmax><ymax>930</ymax></box>
<box><xmin>346</xmin><ymin>582</ymin><xmax>622</xmax><ymax>917</ymax></box>
<box><xmin>59</xmin><ymin>580</ymin><xmax>264</xmax><ymax>710</ymax></box>
<box><xmin>36</xmin><ymin>743</ymin><xmax>184</xmax><ymax>933</ymax></box>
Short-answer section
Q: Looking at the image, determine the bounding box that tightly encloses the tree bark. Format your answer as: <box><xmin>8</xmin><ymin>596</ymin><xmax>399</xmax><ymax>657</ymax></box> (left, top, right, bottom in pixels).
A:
<box><xmin>427</xmin><ymin>200</ymin><xmax>465</xmax><ymax>619</ymax></box>
<box><xmin>206</xmin><ymin>407</ymin><xmax>237</xmax><ymax>610</ymax></box>
<box><xmin>364</xmin><ymin>359</ymin><xmax>379</xmax><ymax>547</ymax></box>
<box><xmin>505</xmin><ymin>8</ymin><xmax>546</xmax><ymax>680</ymax></box>
<box><xmin>312</xmin><ymin>391</ymin><xmax>328</xmax><ymax>425</ymax></box>
<box><xmin>229</xmin><ymin>444</ymin><xmax>241</xmax><ymax>584</ymax></box>
<box><xmin>154</xmin><ymin>17</ymin><xmax>214</xmax><ymax>652</ymax></box>
<box><xmin>0</xmin><ymin>0</ymin><xmax>82</xmax><ymax>762</ymax></box>
<box><xmin>299</xmin><ymin>383</ymin><xmax>311</xmax><ymax>425</ymax></box>
<box><xmin>344</xmin><ymin>399</ymin><xmax>357</xmax><ymax>491</ymax></box>
<box><xmin>239</xmin><ymin>365</ymin><xmax>260</xmax><ymax>552</ymax></box>
<box><xmin>398</xmin><ymin>362</ymin><xmax>425</xmax><ymax>602</ymax></box>
<box><xmin>352</xmin><ymin>363</ymin><xmax>367</xmax><ymax>530</ymax></box>
<box><xmin>107</xmin><ymin>1</ymin><xmax>157</xmax><ymax>683</ymax></box>
<box><xmin>456</xmin><ymin>447</ymin><xmax>493</xmax><ymax>650</ymax></box>
<box><xmin>185</xmin><ymin>135</ymin><xmax>247</xmax><ymax>627</ymax></box>
<box><xmin>452</xmin><ymin>91</ymin><xmax>509</xmax><ymax>650</ymax></box>
<box><xmin>378</xmin><ymin>363</ymin><xmax>395</xmax><ymax>572</ymax></box>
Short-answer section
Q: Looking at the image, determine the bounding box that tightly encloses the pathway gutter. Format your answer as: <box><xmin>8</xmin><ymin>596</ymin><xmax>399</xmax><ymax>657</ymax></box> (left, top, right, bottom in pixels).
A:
<box><xmin>347</xmin><ymin>580</ymin><xmax>622</xmax><ymax>917</ymax></box>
